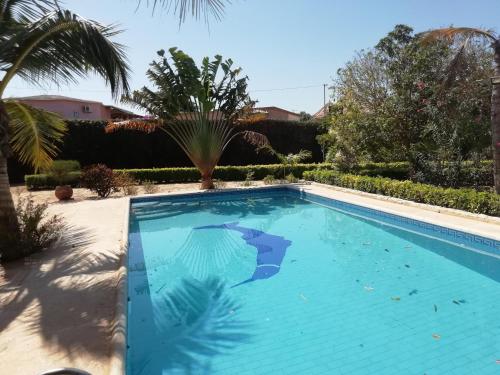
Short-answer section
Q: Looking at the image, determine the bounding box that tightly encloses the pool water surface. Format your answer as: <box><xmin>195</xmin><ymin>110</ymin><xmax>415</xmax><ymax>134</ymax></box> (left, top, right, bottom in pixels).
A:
<box><xmin>127</xmin><ymin>188</ymin><xmax>500</xmax><ymax>374</ymax></box>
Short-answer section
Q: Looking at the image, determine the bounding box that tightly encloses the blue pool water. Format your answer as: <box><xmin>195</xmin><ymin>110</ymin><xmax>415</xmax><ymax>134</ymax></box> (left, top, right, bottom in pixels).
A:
<box><xmin>127</xmin><ymin>188</ymin><xmax>500</xmax><ymax>375</ymax></box>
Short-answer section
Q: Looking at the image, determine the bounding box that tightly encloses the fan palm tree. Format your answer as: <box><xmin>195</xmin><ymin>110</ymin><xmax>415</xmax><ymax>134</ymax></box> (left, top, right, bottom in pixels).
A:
<box><xmin>0</xmin><ymin>0</ymin><xmax>129</xmax><ymax>237</ymax></box>
<box><xmin>420</xmin><ymin>27</ymin><xmax>500</xmax><ymax>194</ymax></box>
<box><xmin>107</xmin><ymin>48</ymin><xmax>268</xmax><ymax>189</ymax></box>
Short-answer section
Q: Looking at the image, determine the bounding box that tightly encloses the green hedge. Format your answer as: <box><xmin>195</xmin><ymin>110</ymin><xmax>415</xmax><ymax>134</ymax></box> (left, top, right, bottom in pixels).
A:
<box><xmin>25</xmin><ymin>171</ymin><xmax>81</xmax><ymax>190</ymax></box>
<box><xmin>303</xmin><ymin>169</ymin><xmax>500</xmax><ymax>217</ymax></box>
<box><xmin>25</xmin><ymin>163</ymin><xmax>330</xmax><ymax>190</ymax></box>
<box><xmin>118</xmin><ymin>163</ymin><xmax>330</xmax><ymax>183</ymax></box>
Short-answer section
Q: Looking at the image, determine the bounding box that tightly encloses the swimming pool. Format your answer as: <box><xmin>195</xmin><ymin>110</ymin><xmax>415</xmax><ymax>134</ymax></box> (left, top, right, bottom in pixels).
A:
<box><xmin>126</xmin><ymin>186</ymin><xmax>500</xmax><ymax>375</ymax></box>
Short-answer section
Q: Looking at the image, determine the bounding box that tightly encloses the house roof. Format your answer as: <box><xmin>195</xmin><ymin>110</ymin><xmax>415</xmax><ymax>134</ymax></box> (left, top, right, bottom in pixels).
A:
<box><xmin>11</xmin><ymin>94</ymin><xmax>102</xmax><ymax>104</ymax></box>
<box><xmin>254</xmin><ymin>106</ymin><xmax>300</xmax><ymax>117</ymax></box>
<box><xmin>313</xmin><ymin>103</ymin><xmax>330</xmax><ymax>119</ymax></box>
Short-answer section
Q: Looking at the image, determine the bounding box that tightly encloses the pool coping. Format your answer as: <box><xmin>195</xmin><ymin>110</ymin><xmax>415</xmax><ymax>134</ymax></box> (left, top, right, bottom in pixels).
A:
<box><xmin>109</xmin><ymin>183</ymin><xmax>500</xmax><ymax>375</ymax></box>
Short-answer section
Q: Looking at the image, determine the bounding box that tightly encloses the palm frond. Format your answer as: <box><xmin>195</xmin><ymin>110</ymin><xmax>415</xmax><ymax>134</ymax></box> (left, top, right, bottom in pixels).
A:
<box><xmin>419</xmin><ymin>27</ymin><xmax>497</xmax><ymax>45</ymax></box>
<box><xmin>0</xmin><ymin>0</ymin><xmax>54</xmax><ymax>22</ymax></box>
<box><xmin>144</xmin><ymin>0</ymin><xmax>230</xmax><ymax>24</ymax></box>
<box><xmin>6</xmin><ymin>101</ymin><xmax>66</xmax><ymax>171</ymax></box>
<box><xmin>0</xmin><ymin>9</ymin><xmax>130</xmax><ymax>98</ymax></box>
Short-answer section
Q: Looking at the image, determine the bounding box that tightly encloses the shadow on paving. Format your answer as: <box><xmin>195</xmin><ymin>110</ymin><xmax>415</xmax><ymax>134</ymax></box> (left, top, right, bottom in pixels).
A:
<box><xmin>0</xmin><ymin>224</ymin><xmax>121</xmax><ymax>360</ymax></box>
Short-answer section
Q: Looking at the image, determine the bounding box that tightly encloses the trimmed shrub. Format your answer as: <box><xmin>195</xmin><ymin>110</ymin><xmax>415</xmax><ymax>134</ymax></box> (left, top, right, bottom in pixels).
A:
<box><xmin>25</xmin><ymin>171</ymin><xmax>81</xmax><ymax>190</ymax></box>
<box><xmin>303</xmin><ymin>169</ymin><xmax>500</xmax><ymax>217</ymax></box>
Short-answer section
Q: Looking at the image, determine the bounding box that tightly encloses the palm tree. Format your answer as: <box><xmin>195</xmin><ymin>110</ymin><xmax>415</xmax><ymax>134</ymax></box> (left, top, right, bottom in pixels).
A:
<box><xmin>0</xmin><ymin>0</ymin><xmax>129</xmax><ymax>237</ymax></box>
<box><xmin>420</xmin><ymin>27</ymin><xmax>500</xmax><ymax>194</ymax></box>
<box><xmin>107</xmin><ymin>48</ymin><xmax>268</xmax><ymax>189</ymax></box>
<box><xmin>140</xmin><ymin>0</ymin><xmax>230</xmax><ymax>24</ymax></box>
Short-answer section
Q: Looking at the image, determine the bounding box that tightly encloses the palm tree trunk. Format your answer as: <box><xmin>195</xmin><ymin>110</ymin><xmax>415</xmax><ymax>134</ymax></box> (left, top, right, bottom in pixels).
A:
<box><xmin>492</xmin><ymin>40</ymin><xmax>500</xmax><ymax>194</ymax></box>
<box><xmin>200</xmin><ymin>171</ymin><xmax>215</xmax><ymax>189</ymax></box>
<box><xmin>0</xmin><ymin>101</ymin><xmax>18</xmax><ymax>234</ymax></box>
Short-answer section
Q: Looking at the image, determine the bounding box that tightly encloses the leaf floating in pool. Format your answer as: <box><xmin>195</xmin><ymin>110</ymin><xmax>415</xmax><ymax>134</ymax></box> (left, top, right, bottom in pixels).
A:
<box><xmin>384</xmin><ymin>249</ymin><xmax>390</xmax><ymax>252</ymax></box>
<box><xmin>404</xmin><ymin>264</ymin><xmax>410</xmax><ymax>268</ymax></box>
<box><xmin>453</xmin><ymin>300</ymin><xmax>460</xmax><ymax>305</ymax></box>
<box><xmin>364</xmin><ymin>286</ymin><xmax>374</xmax><ymax>292</ymax></box>
<box><xmin>458</xmin><ymin>299</ymin><xmax>467</xmax><ymax>304</ymax></box>
<box><xmin>290</xmin><ymin>259</ymin><xmax>297</xmax><ymax>263</ymax></box>
<box><xmin>434</xmin><ymin>304</ymin><xmax>438</xmax><ymax>312</ymax></box>
<box><xmin>432</xmin><ymin>333</ymin><xmax>441</xmax><ymax>340</ymax></box>
<box><xmin>391</xmin><ymin>297</ymin><xmax>401</xmax><ymax>301</ymax></box>
<box><xmin>409</xmin><ymin>289</ymin><xmax>418</xmax><ymax>296</ymax></box>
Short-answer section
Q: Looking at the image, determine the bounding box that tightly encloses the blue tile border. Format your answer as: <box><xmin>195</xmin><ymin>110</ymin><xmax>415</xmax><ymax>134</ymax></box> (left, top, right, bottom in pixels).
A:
<box><xmin>130</xmin><ymin>186</ymin><xmax>500</xmax><ymax>258</ymax></box>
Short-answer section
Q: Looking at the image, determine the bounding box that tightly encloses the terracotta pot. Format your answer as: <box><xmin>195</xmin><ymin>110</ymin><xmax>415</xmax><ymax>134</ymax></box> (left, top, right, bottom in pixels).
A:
<box><xmin>55</xmin><ymin>185</ymin><xmax>73</xmax><ymax>200</ymax></box>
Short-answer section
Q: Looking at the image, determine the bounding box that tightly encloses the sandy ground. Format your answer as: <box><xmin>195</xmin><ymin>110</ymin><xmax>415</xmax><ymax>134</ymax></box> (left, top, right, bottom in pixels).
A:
<box><xmin>1</xmin><ymin>181</ymin><xmax>498</xmax><ymax>375</ymax></box>
<box><xmin>0</xmin><ymin>182</ymin><xmax>263</xmax><ymax>375</ymax></box>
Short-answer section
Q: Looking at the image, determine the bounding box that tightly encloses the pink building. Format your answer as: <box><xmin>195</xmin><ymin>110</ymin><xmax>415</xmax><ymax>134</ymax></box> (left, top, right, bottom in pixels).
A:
<box><xmin>11</xmin><ymin>95</ymin><xmax>137</xmax><ymax>120</ymax></box>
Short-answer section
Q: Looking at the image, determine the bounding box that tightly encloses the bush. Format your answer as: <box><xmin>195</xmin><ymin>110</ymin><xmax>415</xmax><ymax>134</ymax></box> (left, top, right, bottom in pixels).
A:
<box><xmin>303</xmin><ymin>169</ymin><xmax>500</xmax><ymax>217</ymax></box>
<box><xmin>44</xmin><ymin>160</ymin><xmax>81</xmax><ymax>186</ymax></box>
<box><xmin>24</xmin><ymin>160</ymin><xmax>493</xmax><ymax>190</ymax></box>
<box><xmin>80</xmin><ymin>164</ymin><xmax>119</xmax><ymax>198</ymax></box>
<box><xmin>263</xmin><ymin>175</ymin><xmax>276</xmax><ymax>185</ymax></box>
<box><xmin>142</xmin><ymin>180</ymin><xmax>159</xmax><ymax>194</ymax></box>
<box><xmin>114</xmin><ymin>171</ymin><xmax>138</xmax><ymax>196</ymax></box>
<box><xmin>25</xmin><ymin>172</ymin><xmax>80</xmax><ymax>190</ymax></box>
<box><xmin>0</xmin><ymin>195</ymin><xmax>64</xmax><ymax>262</ymax></box>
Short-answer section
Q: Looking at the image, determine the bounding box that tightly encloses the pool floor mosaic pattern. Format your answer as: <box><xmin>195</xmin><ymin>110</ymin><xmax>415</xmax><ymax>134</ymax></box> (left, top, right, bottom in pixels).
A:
<box><xmin>127</xmin><ymin>193</ymin><xmax>500</xmax><ymax>375</ymax></box>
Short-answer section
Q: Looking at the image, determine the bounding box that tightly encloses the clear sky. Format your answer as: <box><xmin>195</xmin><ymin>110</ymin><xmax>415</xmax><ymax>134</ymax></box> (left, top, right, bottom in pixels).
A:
<box><xmin>5</xmin><ymin>0</ymin><xmax>500</xmax><ymax>114</ymax></box>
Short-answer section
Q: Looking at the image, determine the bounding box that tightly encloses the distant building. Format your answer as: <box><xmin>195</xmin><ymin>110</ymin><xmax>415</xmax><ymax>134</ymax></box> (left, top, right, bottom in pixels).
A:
<box><xmin>11</xmin><ymin>95</ymin><xmax>138</xmax><ymax>121</ymax></box>
<box><xmin>254</xmin><ymin>106</ymin><xmax>301</xmax><ymax>122</ymax></box>
<box><xmin>312</xmin><ymin>103</ymin><xmax>331</xmax><ymax>120</ymax></box>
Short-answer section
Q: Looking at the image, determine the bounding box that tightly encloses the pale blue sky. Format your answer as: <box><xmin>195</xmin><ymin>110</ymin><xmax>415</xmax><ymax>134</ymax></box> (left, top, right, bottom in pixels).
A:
<box><xmin>5</xmin><ymin>0</ymin><xmax>500</xmax><ymax>114</ymax></box>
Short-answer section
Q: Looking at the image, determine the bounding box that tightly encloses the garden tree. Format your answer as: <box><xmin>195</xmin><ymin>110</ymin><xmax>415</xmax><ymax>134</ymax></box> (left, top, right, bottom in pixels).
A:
<box><xmin>326</xmin><ymin>25</ymin><xmax>492</xmax><ymax>185</ymax></box>
<box><xmin>420</xmin><ymin>27</ymin><xmax>500</xmax><ymax>193</ymax></box>
<box><xmin>107</xmin><ymin>48</ymin><xmax>268</xmax><ymax>189</ymax></box>
<box><xmin>0</xmin><ymin>0</ymin><xmax>129</xmax><ymax>239</ymax></box>
<box><xmin>299</xmin><ymin>111</ymin><xmax>312</xmax><ymax>122</ymax></box>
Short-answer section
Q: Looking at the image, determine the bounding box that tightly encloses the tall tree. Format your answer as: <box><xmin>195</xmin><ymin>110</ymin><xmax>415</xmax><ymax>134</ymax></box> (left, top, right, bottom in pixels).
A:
<box><xmin>0</xmin><ymin>0</ymin><xmax>129</xmax><ymax>238</ymax></box>
<box><xmin>420</xmin><ymin>27</ymin><xmax>500</xmax><ymax>193</ymax></box>
<box><xmin>107</xmin><ymin>48</ymin><xmax>268</xmax><ymax>189</ymax></box>
<box><xmin>326</xmin><ymin>25</ymin><xmax>492</xmax><ymax>184</ymax></box>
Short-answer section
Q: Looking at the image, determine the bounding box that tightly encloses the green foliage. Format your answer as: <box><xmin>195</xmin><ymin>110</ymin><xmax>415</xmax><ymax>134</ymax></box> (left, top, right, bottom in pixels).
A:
<box><xmin>115</xmin><ymin>48</ymin><xmax>267</xmax><ymax>188</ymax></box>
<box><xmin>114</xmin><ymin>171</ymin><xmax>138</xmax><ymax>196</ymax></box>
<box><xmin>304</xmin><ymin>169</ymin><xmax>500</xmax><ymax>217</ymax></box>
<box><xmin>24</xmin><ymin>161</ymin><xmax>493</xmax><ymax>191</ymax></box>
<box><xmin>25</xmin><ymin>171</ymin><xmax>81</xmax><ymax>190</ymax></box>
<box><xmin>241</xmin><ymin>170</ymin><xmax>255</xmax><ymax>187</ymax></box>
<box><xmin>263</xmin><ymin>175</ymin><xmax>276</xmax><ymax>185</ymax></box>
<box><xmin>119</xmin><ymin>163</ymin><xmax>326</xmax><ymax>184</ymax></box>
<box><xmin>6</xmin><ymin>101</ymin><xmax>67</xmax><ymax>171</ymax></box>
<box><xmin>0</xmin><ymin>195</ymin><xmax>64</xmax><ymax>262</ymax></box>
<box><xmin>8</xmin><ymin>119</ymin><xmax>325</xmax><ymax>182</ymax></box>
<box><xmin>80</xmin><ymin>164</ymin><xmax>119</xmax><ymax>198</ymax></box>
<box><xmin>142</xmin><ymin>180</ymin><xmax>159</xmax><ymax>194</ymax></box>
<box><xmin>44</xmin><ymin>160</ymin><xmax>80</xmax><ymax>185</ymax></box>
<box><xmin>325</xmin><ymin>24</ymin><xmax>492</xmax><ymax>176</ymax></box>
